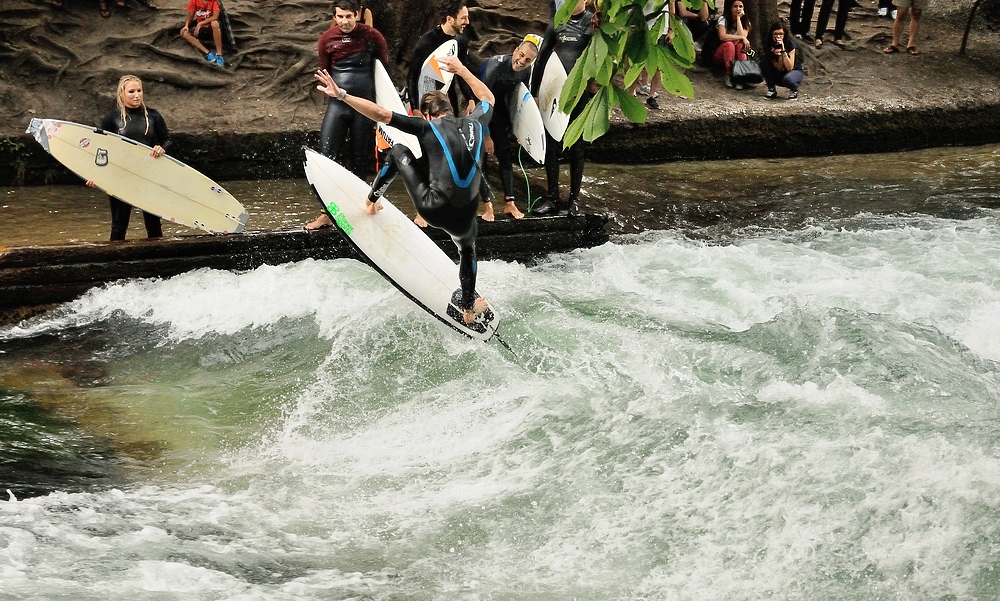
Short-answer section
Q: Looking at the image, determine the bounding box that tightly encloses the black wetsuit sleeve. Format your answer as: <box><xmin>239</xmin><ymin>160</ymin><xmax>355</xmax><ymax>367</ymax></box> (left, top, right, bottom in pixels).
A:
<box><xmin>454</xmin><ymin>34</ymin><xmax>474</xmax><ymax>102</ymax></box>
<box><xmin>98</xmin><ymin>110</ymin><xmax>119</xmax><ymax>132</ymax></box>
<box><xmin>388</xmin><ymin>111</ymin><xmax>431</xmax><ymax>136</ymax></box>
<box><xmin>530</xmin><ymin>23</ymin><xmax>557</xmax><ymax>96</ymax></box>
<box><xmin>150</xmin><ymin>110</ymin><xmax>172</xmax><ymax>151</ymax></box>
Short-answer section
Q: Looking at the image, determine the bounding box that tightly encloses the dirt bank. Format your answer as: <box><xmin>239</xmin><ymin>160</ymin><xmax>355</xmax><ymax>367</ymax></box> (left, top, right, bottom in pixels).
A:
<box><xmin>2</xmin><ymin>0</ymin><xmax>999</xmax><ymax>183</ymax></box>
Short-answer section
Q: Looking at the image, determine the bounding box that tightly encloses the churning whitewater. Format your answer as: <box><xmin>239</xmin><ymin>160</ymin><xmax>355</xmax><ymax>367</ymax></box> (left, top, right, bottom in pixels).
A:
<box><xmin>2</xmin><ymin>208</ymin><xmax>1000</xmax><ymax>600</ymax></box>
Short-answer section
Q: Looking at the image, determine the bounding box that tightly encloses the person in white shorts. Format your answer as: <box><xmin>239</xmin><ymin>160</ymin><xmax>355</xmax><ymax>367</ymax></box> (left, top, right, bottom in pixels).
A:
<box><xmin>883</xmin><ymin>0</ymin><xmax>928</xmax><ymax>55</ymax></box>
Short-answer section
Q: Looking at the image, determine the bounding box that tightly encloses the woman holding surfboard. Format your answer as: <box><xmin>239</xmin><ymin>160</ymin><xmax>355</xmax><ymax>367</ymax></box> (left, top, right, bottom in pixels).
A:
<box><xmin>85</xmin><ymin>74</ymin><xmax>171</xmax><ymax>241</ymax></box>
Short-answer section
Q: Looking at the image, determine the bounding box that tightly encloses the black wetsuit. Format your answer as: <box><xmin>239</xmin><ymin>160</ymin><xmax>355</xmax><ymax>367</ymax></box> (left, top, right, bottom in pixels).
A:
<box><xmin>531</xmin><ymin>9</ymin><xmax>595</xmax><ymax>205</ymax></box>
<box><xmin>477</xmin><ymin>54</ymin><xmax>531</xmax><ymax>199</ymax></box>
<box><xmin>368</xmin><ymin>100</ymin><xmax>493</xmax><ymax>310</ymax></box>
<box><xmin>318</xmin><ymin>22</ymin><xmax>389</xmax><ymax>176</ymax></box>
<box><xmin>407</xmin><ymin>25</ymin><xmax>473</xmax><ymax>114</ymax></box>
<box><xmin>98</xmin><ymin>106</ymin><xmax>171</xmax><ymax>241</ymax></box>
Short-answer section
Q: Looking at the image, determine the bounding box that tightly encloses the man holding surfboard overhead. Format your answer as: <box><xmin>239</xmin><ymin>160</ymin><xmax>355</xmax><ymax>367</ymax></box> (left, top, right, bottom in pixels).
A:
<box><xmin>317</xmin><ymin>0</ymin><xmax>389</xmax><ymax>174</ymax></box>
<box><xmin>530</xmin><ymin>0</ymin><xmax>596</xmax><ymax>216</ymax></box>
<box><xmin>406</xmin><ymin>0</ymin><xmax>473</xmax><ymax>116</ymax></box>
<box><xmin>475</xmin><ymin>34</ymin><xmax>541</xmax><ymax>222</ymax></box>
<box><xmin>314</xmin><ymin>54</ymin><xmax>494</xmax><ymax>325</ymax></box>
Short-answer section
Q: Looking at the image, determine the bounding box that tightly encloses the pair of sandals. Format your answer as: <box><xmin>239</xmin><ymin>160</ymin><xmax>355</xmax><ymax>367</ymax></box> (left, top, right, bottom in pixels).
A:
<box><xmin>814</xmin><ymin>37</ymin><xmax>846</xmax><ymax>49</ymax></box>
<box><xmin>883</xmin><ymin>44</ymin><xmax>919</xmax><ymax>54</ymax></box>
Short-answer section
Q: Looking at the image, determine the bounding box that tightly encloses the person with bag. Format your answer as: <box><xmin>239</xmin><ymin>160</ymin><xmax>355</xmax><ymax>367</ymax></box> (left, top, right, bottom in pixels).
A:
<box><xmin>712</xmin><ymin>0</ymin><xmax>753</xmax><ymax>89</ymax></box>
<box><xmin>762</xmin><ymin>22</ymin><xmax>804</xmax><ymax>99</ymax></box>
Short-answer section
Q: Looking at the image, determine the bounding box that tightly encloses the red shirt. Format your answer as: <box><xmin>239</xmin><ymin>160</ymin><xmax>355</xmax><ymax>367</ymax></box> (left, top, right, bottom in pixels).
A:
<box><xmin>187</xmin><ymin>0</ymin><xmax>219</xmax><ymax>24</ymax></box>
<box><xmin>317</xmin><ymin>23</ymin><xmax>389</xmax><ymax>72</ymax></box>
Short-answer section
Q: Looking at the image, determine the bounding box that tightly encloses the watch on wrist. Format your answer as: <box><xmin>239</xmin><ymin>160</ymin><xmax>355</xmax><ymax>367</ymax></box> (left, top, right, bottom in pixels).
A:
<box><xmin>337</xmin><ymin>88</ymin><xmax>347</xmax><ymax>101</ymax></box>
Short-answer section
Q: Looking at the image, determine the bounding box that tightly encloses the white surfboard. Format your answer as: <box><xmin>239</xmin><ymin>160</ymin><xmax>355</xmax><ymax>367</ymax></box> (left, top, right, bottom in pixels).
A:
<box><xmin>374</xmin><ymin>60</ymin><xmax>422</xmax><ymax>159</ymax></box>
<box><xmin>27</xmin><ymin>118</ymin><xmax>247</xmax><ymax>234</ymax></box>
<box><xmin>538</xmin><ymin>56</ymin><xmax>571</xmax><ymax>141</ymax></box>
<box><xmin>416</xmin><ymin>39</ymin><xmax>459</xmax><ymax>101</ymax></box>
<box><xmin>303</xmin><ymin>147</ymin><xmax>499</xmax><ymax>342</ymax></box>
<box><xmin>508</xmin><ymin>82</ymin><xmax>546</xmax><ymax>163</ymax></box>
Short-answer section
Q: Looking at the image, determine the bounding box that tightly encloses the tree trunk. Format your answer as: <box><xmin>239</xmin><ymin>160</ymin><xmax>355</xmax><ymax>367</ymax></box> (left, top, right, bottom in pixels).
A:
<box><xmin>743</xmin><ymin>0</ymin><xmax>780</xmax><ymax>51</ymax></box>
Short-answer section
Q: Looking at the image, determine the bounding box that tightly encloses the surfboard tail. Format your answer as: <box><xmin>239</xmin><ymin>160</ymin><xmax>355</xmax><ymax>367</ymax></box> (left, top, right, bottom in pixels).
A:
<box><xmin>25</xmin><ymin>118</ymin><xmax>50</xmax><ymax>154</ymax></box>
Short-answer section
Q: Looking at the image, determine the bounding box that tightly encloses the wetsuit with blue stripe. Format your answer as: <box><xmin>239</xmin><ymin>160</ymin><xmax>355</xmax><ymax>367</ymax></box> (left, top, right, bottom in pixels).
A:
<box><xmin>368</xmin><ymin>100</ymin><xmax>493</xmax><ymax>310</ymax></box>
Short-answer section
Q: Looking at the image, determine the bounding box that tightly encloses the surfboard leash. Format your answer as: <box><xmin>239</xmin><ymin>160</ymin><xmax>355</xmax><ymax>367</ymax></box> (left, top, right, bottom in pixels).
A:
<box><xmin>493</xmin><ymin>330</ymin><xmax>517</xmax><ymax>358</ymax></box>
<box><xmin>518</xmin><ymin>147</ymin><xmax>543</xmax><ymax>214</ymax></box>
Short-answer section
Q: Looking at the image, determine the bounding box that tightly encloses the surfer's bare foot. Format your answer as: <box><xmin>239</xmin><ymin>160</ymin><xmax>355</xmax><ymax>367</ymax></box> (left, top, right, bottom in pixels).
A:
<box><xmin>503</xmin><ymin>199</ymin><xmax>524</xmax><ymax>219</ymax></box>
<box><xmin>414</xmin><ymin>214</ymin><xmax>428</xmax><ymax>227</ymax></box>
<box><xmin>481</xmin><ymin>202</ymin><xmax>495</xmax><ymax>222</ymax></box>
<box><xmin>305</xmin><ymin>214</ymin><xmax>332</xmax><ymax>230</ymax></box>
<box><xmin>365</xmin><ymin>199</ymin><xmax>383</xmax><ymax>215</ymax></box>
<box><xmin>463</xmin><ymin>296</ymin><xmax>489</xmax><ymax>324</ymax></box>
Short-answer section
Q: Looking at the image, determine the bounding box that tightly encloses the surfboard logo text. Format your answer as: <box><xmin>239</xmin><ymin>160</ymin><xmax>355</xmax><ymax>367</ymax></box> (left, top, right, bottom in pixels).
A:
<box><xmin>95</xmin><ymin>149</ymin><xmax>109</xmax><ymax>166</ymax></box>
<box><xmin>325</xmin><ymin>201</ymin><xmax>353</xmax><ymax>235</ymax></box>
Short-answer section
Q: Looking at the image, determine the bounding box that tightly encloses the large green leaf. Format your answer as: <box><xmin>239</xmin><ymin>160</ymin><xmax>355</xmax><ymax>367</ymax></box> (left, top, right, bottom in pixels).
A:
<box><xmin>583</xmin><ymin>88</ymin><xmax>611</xmax><ymax>142</ymax></box>
<box><xmin>614</xmin><ymin>83</ymin><xmax>648</xmax><ymax>123</ymax></box>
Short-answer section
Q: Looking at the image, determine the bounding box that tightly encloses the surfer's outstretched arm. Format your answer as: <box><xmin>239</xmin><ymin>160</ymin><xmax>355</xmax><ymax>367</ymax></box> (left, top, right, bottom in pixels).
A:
<box><xmin>315</xmin><ymin>69</ymin><xmax>392</xmax><ymax>124</ymax></box>
<box><xmin>436</xmin><ymin>56</ymin><xmax>494</xmax><ymax>107</ymax></box>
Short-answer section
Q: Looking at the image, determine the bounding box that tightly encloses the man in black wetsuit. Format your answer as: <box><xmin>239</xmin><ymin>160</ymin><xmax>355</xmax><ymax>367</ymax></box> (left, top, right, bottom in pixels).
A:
<box><xmin>530</xmin><ymin>0</ymin><xmax>595</xmax><ymax>216</ymax></box>
<box><xmin>475</xmin><ymin>34</ymin><xmax>540</xmax><ymax>221</ymax></box>
<box><xmin>315</xmin><ymin>56</ymin><xmax>495</xmax><ymax>325</ymax></box>
<box><xmin>406</xmin><ymin>0</ymin><xmax>473</xmax><ymax>115</ymax></box>
<box><xmin>317</xmin><ymin>0</ymin><xmax>388</xmax><ymax>173</ymax></box>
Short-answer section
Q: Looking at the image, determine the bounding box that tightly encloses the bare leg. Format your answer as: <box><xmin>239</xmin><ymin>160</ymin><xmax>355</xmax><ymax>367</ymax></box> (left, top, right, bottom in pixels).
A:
<box><xmin>907</xmin><ymin>9</ymin><xmax>922</xmax><ymax>52</ymax></box>
<box><xmin>211</xmin><ymin>21</ymin><xmax>223</xmax><ymax>55</ymax></box>
<box><xmin>414</xmin><ymin>213</ymin><xmax>428</xmax><ymax>227</ymax></box>
<box><xmin>365</xmin><ymin>199</ymin><xmax>384</xmax><ymax>215</ymax></box>
<box><xmin>305</xmin><ymin>214</ymin><xmax>332</xmax><ymax>229</ymax></box>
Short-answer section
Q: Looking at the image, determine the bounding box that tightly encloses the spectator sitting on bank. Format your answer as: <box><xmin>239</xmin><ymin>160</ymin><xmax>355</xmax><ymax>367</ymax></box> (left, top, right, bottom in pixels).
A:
<box><xmin>180</xmin><ymin>0</ymin><xmax>227</xmax><ymax>67</ymax></box>
<box><xmin>674</xmin><ymin>0</ymin><xmax>711</xmax><ymax>51</ymax></box>
<box><xmin>762</xmin><ymin>22</ymin><xmax>804</xmax><ymax>99</ymax></box>
<box><xmin>713</xmin><ymin>0</ymin><xmax>752</xmax><ymax>89</ymax></box>
<box><xmin>883</xmin><ymin>0</ymin><xmax>924</xmax><ymax>54</ymax></box>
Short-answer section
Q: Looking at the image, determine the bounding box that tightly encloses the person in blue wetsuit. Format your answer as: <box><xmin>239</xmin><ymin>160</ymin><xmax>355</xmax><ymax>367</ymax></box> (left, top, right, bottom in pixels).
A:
<box><xmin>314</xmin><ymin>55</ymin><xmax>495</xmax><ymax>325</ymax></box>
<box><xmin>530</xmin><ymin>0</ymin><xmax>595</xmax><ymax>216</ymax></box>
<box><xmin>474</xmin><ymin>34</ymin><xmax>540</xmax><ymax>221</ymax></box>
<box><xmin>86</xmin><ymin>74</ymin><xmax>171</xmax><ymax>241</ymax></box>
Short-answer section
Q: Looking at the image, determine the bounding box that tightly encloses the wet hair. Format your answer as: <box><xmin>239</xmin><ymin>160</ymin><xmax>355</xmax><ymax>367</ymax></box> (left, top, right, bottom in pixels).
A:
<box><xmin>439</xmin><ymin>0</ymin><xmax>467</xmax><ymax>23</ymax></box>
<box><xmin>115</xmin><ymin>74</ymin><xmax>150</xmax><ymax>136</ymax></box>
<box><xmin>420</xmin><ymin>91</ymin><xmax>453</xmax><ymax>117</ymax></box>
<box><xmin>332</xmin><ymin>0</ymin><xmax>360</xmax><ymax>13</ymax></box>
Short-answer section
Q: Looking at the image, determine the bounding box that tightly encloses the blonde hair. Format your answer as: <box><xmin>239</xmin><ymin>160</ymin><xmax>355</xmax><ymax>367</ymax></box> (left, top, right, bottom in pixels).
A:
<box><xmin>115</xmin><ymin>74</ymin><xmax>151</xmax><ymax>136</ymax></box>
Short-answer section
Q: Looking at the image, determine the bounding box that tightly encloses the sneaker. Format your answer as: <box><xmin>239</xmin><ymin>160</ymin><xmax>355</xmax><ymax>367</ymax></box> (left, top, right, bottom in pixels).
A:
<box><xmin>765</xmin><ymin>87</ymin><xmax>778</xmax><ymax>99</ymax></box>
<box><xmin>788</xmin><ymin>90</ymin><xmax>799</xmax><ymax>100</ymax></box>
<box><xmin>638</xmin><ymin>83</ymin><xmax>651</xmax><ymax>96</ymax></box>
<box><xmin>214</xmin><ymin>54</ymin><xmax>226</xmax><ymax>67</ymax></box>
<box><xmin>531</xmin><ymin>198</ymin><xmax>557</xmax><ymax>216</ymax></box>
<box><xmin>567</xmin><ymin>198</ymin><xmax>581</xmax><ymax>216</ymax></box>
<box><xmin>205</xmin><ymin>51</ymin><xmax>217</xmax><ymax>62</ymax></box>
<box><xmin>735</xmin><ymin>82</ymin><xmax>744</xmax><ymax>90</ymax></box>
<box><xmin>693</xmin><ymin>41</ymin><xmax>702</xmax><ymax>52</ymax></box>
<box><xmin>877</xmin><ymin>6</ymin><xmax>887</xmax><ymax>15</ymax></box>
<box><xmin>725</xmin><ymin>76</ymin><xmax>733</xmax><ymax>88</ymax></box>
<box><xmin>646</xmin><ymin>96</ymin><xmax>659</xmax><ymax>110</ymax></box>
<box><xmin>891</xmin><ymin>8</ymin><xmax>897</xmax><ymax>18</ymax></box>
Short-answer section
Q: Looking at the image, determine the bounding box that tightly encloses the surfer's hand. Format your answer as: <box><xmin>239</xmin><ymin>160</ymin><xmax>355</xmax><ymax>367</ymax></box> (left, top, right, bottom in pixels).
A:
<box><xmin>85</xmin><ymin>179</ymin><xmax>96</xmax><ymax>188</ymax></box>
<box><xmin>150</xmin><ymin>145</ymin><xmax>164</xmax><ymax>158</ymax></box>
<box><xmin>436</xmin><ymin>55</ymin><xmax>465</xmax><ymax>75</ymax></box>
<box><xmin>314</xmin><ymin>69</ymin><xmax>341</xmax><ymax>98</ymax></box>
<box><xmin>484</xmin><ymin>134</ymin><xmax>494</xmax><ymax>155</ymax></box>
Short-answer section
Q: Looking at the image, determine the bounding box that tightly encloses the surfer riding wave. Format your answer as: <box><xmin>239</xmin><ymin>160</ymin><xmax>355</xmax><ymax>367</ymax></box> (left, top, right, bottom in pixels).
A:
<box><xmin>314</xmin><ymin>56</ymin><xmax>494</xmax><ymax>324</ymax></box>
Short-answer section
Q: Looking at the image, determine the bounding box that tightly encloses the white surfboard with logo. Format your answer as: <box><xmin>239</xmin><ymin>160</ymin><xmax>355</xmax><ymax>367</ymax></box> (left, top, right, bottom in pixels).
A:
<box><xmin>374</xmin><ymin>59</ymin><xmax>422</xmax><ymax>158</ymax></box>
<box><xmin>303</xmin><ymin>147</ymin><xmax>500</xmax><ymax>342</ymax></box>
<box><xmin>508</xmin><ymin>82</ymin><xmax>546</xmax><ymax>163</ymax></box>
<box><xmin>416</xmin><ymin>39</ymin><xmax>460</xmax><ymax>100</ymax></box>
<box><xmin>537</xmin><ymin>56</ymin><xmax>571</xmax><ymax>141</ymax></box>
<box><xmin>26</xmin><ymin>118</ymin><xmax>247</xmax><ymax>234</ymax></box>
